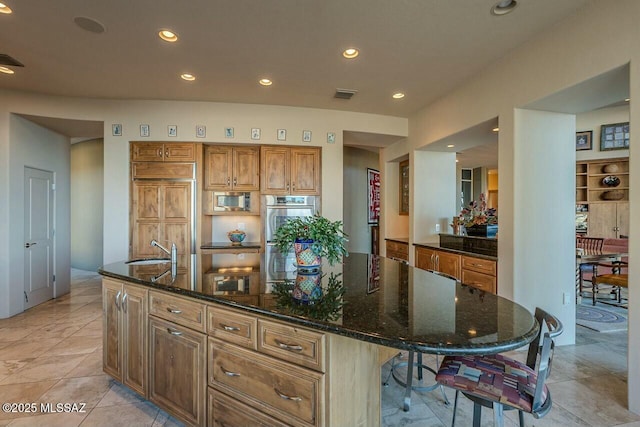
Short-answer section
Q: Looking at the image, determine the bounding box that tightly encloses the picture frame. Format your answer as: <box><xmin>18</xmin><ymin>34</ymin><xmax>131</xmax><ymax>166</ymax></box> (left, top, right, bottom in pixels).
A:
<box><xmin>575</xmin><ymin>130</ymin><xmax>592</xmax><ymax>151</ymax></box>
<box><xmin>600</xmin><ymin>122</ymin><xmax>629</xmax><ymax>151</ymax></box>
<box><xmin>196</xmin><ymin>125</ymin><xmax>206</xmax><ymax>138</ymax></box>
<box><xmin>167</xmin><ymin>125</ymin><xmax>177</xmax><ymax>137</ymax></box>
<box><xmin>277</xmin><ymin>129</ymin><xmax>287</xmax><ymax>141</ymax></box>
<box><xmin>327</xmin><ymin>132</ymin><xmax>336</xmax><ymax>144</ymax></box>
<box><xmin>302</xmin><ymin>130</ymin><xmax>312</xmax><ymax>142</ymax></box>
<box><xmin>139</xmin><ymin>124</ymin><xmax>150</xmax><ymax>138</ymax></box>
<box><xmin>367</xmin><ymin>168</ymin><xmax>380</xmax><ymax>225</ymax></box>
<box><xmin>112</xmin><ymin>124</ymin><xmax>122</xmax><ymax>136</ymax></box>
<box><xmin>224</xmin><ymin>127</ymin><xmax>234</xmax><ymax>138</ymax></box>
<box><xmin>251</xmin><ymin>128</ymin><xmax>261</xmax><ymax>140</ymax></box>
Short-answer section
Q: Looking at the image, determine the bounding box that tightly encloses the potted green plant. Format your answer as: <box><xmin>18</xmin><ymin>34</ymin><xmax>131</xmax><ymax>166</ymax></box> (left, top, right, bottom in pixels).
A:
<box><xmin>273</xmin><ymin>214</ymin><xmax>348</xmax><ymax>268</ymax></box>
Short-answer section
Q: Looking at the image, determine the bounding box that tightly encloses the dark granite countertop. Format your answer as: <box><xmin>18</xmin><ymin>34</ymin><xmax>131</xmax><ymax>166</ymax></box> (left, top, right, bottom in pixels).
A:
<box><xmin>99</xmin><ymin>253</ymin><xmax>535</xmax><ymax>355</ymax></box>
<box><xmin>413</xmin><ymin>242</ymin><xmax>498</xmax><ymax>261</ymax></box>
<box><xmin>385</xmin><ymin>237</ymin><xmax>409</xmax><ymax>244</ymax></box>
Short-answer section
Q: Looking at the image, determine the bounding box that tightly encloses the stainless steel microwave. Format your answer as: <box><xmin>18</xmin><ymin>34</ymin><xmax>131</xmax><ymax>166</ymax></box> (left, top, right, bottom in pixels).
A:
<box><xmin>213</xmin><ymin>192</ymin><xmax>251</xmax><ymax>212</ymax></box>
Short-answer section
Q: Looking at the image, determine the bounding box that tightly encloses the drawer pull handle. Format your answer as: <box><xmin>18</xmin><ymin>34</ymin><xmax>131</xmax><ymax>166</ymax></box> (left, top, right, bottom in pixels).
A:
<box><xmin>275</xmin><ymin>388</ymin><xmax>302</xmax><ymax>401</ymax></box>
<box><xmin>275</xmin><ymin>339</ymin><xmax>303</xmax><ymax>352</ymax></box>
<box><xmin>221</xmin><ymin>324</ymin><xmax>240</xmax><ymax>332</ymax></box>
<box><xmin>166</xmin><ymin>307</ymin><xmax>182</xmax><ymax>314</ymax></box>
<box><xmin>220</xmin><ymin>366</ymin><xmax>241</xmax><ymax>377</ymax></box>
<box><xmin>167</xmin><ymin>328</ymin><xmax>182</xmax><ymax>336</ymax></box>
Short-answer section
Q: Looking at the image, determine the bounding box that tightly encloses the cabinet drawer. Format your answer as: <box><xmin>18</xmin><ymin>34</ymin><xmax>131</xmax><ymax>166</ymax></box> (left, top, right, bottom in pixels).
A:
<box><xmin>208</xmin><ymin>306</ymin><xmax>257</xmax><ymax>350</ymax></box>
<box><xmin>386</xmin><ymin>241</ymin><xmax>408</xmax><ymax>257</ymax></box>
<box><xmin>209</xmin><ymin>339</ymin><xmax>323</xmax><ymax>427</ymax></box>
<box><xmin>462</xmin><ymin>256</ymin><xmax>496</xmax><ymax>276</ymax></box>
<box><xmin>209</xmin><ymin>388</ymin><xmax>291</xmax><ymax>427</ymax></box>
<box><xmin>461</xmin><ymin>270</ymin><xmax>497</xmax><ymax>294</ymax></box>
<box><xmin>149</xmin><ymin>291</ymin><xmax>206</xmax><ymax>332</ymax></box>
<box><xmin>258</xmin><ymin>319</ymin><xmax>325</xmax><ymax>372</ymax></box>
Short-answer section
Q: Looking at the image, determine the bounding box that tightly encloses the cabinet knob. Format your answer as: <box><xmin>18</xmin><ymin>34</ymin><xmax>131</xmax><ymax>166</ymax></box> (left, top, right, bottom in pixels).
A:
<box><xmin>220</xmin><ymin>366</ymin><xmax>241</xmax><ymax>377</ymax></box>
<box><xmin>115</xmin><ymin>290</ymin><xmax>122</xmax><ymax>310</ymax></box>
<box><xmin>233</xmin><ymin>177</ymin><xmax>237</xmax><ymax>186</ymax></box>
<box><xmin>275</xmin><ymin>339</ymin><xmax>303</xmax><ymax>352</ymax></box>
<box><xmin>274</xmin><ymin>388</ymin><xmax>302</xmax><ymax>401</ymax></box>
<box><xmin>167</xmin><ymin>328</ymin><xmax>182</xmax><ymax>336</ymax></box>
<box><xmin>157</xmin><ymin>148</ymin><xmax>162</xmax><ymax>158</ymax></box>
<box><xmin>166</xmin><ymin>307</ymin><xmax>182</xmax><ymax>314</ymax></box>
<box><xmin>221</xmin><ymin>324</ymin><xmax>240</xmax><ymax>332</ymax></box>
<box><xmin>165</xmin><ymin>149</ymin><xmax>169</xmax><ymax>157</ymax></box>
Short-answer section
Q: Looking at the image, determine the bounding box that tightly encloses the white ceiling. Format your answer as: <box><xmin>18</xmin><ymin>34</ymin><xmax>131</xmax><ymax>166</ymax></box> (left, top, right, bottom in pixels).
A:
<box><xmin>1</xmin><ymin>0</ymin><xmax>590</xmax><ymax>120</ymax></box>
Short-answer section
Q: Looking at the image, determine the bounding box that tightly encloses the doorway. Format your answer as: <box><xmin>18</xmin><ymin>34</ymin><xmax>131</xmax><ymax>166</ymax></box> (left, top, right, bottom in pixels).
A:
<box><xmin>23</xmin><ymin>166</ymin><xmax>55</xmax><ymax>309</ymax></box>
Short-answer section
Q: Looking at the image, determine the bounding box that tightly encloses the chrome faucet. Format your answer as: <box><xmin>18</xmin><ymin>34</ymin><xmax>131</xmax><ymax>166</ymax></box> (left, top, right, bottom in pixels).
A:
<box><xmin>150</xmin><ymin>240</ymin><xmax>177</xmax><ymax>264</ymax></box>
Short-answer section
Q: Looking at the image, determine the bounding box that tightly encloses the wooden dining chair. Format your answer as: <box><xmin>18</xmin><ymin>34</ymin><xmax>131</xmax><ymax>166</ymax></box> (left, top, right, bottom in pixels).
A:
<box><xmin>576</xmin><ymin>236</ymin><xmax>605</xmax><ymax>296</ymax></box>
<box><xmin>436</xmin><ymin>307</ymin><xmax>563</xmax><ymax>427</ymax></box>
<box><xmin>592</xmin><ymin>261</ymin><xmax>628</xmax><ymax>306</ymax></box>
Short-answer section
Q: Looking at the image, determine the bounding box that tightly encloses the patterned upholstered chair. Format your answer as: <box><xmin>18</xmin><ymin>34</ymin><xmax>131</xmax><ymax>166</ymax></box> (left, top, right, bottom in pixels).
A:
<box><xmin>436</xmin><ymin>307</ymin><xmax>563</xmax><ymax>427</ymax></box>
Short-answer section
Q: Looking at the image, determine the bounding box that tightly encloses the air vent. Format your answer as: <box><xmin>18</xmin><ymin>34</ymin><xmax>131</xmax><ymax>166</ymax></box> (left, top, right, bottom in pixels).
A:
<box><xmin>334</xmin><ymin>89</ymin><xmax>358</xmax><ymax>100</ymax></box>
<box><xmin>0</xmin><ymin>54</ymin><xmax>24</xmax><ymax>67</ymax></box>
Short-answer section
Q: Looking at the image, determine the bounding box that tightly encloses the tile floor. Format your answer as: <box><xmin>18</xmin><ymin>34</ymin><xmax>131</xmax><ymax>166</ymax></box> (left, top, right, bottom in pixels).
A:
<box><xmin>0</xmin><ymin>269</ymin><xmax>637</xmax><ymax>426</ymax></box>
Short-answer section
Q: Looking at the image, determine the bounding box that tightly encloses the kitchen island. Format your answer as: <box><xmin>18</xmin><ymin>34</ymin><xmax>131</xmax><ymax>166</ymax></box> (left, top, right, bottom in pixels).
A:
<box><xmin>99</xmin><ymin>253</ymin><xmax>536</xmax><ymax>427</ymax></box>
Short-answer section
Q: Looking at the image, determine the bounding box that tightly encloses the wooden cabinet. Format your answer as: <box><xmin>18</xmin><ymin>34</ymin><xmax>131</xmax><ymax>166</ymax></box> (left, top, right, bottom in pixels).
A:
<box><xmin>204</xmin><ymin>145</ymin><xmax>259</xmax><ymax>191</ymax></box>
<box><xmin>261</xmin><ymin>146</ymin><xmax>320</xmax><ymax>195</ymax></box>
<box><xmin>102</xmin><ymin>279</ymin><xmax>148</xmax><ymax>396</ymax></box>
<box><xmin>131</xmin><ymin>181</ymin><xmax>192</xmax><ymax>258</ymax></box>
<box><xmin>131</xmin><ymin>142</ymin><xmax>196</xmax><ymax>162</ymax></box>
<box><xmin>385</xmin><ymin>239</ymin><xmax>408</xmax><ymax>262</ymax></box>
<box><xmin>576</xmin><ymin>158</ymin><xmax>629</xmax><ymax>203</ymax></box>
<box><xmin>461</xmin><ymin>256</ymin><xmax>497</xmax><ymax>294</ymax></box>
<box><xmin>149</xmin><ymin>316</ymin><xmax>207</xmax><ymax>427</ymax></box>
<box><xmin>209</xmin><ymin>389</ymin><xmax>291</xmax><ymax>427</ymax></box>
<box><xmin>414</xmin><ymin>246</ymin><xmax>461</xmax><ymax>280</ymax></box>
<box><xmin>587</xmin><ymin>201</ymin><xmax>629</xmax><ymax>238</ymax></box>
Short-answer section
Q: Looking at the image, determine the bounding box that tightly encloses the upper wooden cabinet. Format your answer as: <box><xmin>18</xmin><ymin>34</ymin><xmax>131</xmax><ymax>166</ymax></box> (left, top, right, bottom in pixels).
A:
<box><xmin>131</xmin><ymin>142</ymin><xmax>196</xmax><ymax>162</ymax></box>
<box><xmin>204</xmin><ymin>145</ymin><xmax>259</xmax><ymax>191</ymax></box>
<box><xmin>261</xmin><ymin>146</ymin><xmax>321</xmax><ymax>195</ymax></box>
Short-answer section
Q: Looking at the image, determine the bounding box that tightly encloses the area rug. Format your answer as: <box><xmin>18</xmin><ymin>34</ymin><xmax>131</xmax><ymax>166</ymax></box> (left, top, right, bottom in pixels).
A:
<box><xmin>576</xmin><ymin>303</ymin><xmax>628</xmax><ymax>333</ymax></box>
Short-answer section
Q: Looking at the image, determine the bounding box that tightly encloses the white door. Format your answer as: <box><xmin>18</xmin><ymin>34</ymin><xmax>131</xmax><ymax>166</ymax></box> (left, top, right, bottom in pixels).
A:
<box><xmin>24</xmin><ymin>167</ymin><xmax>55</xmax><ymax>309</ymax></box>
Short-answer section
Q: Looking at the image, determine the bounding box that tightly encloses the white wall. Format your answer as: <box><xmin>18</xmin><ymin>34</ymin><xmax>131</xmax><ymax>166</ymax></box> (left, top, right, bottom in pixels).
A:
<box><xmin>8</xmin><ymin>114</ymin><xmax>71</xmax><ymax>317</ymax></box>
<box><xmin>576</xmin><ymin>104</ymin><xmax>629</xmax><ymax>161</ymax></box>
<box><xmin>343</xmin><ymin>147</ymin><xmax>380</xmax><ymax>254</ymax></box>
<box><xmin>71</xmin><ymin>139</ymin><xmax>104</xmax><ymax>271</ymax></box>
<box><xmin>512</xmin><ymin>109</ymin><xmax>576</xmax><ymax>341</ymax></box>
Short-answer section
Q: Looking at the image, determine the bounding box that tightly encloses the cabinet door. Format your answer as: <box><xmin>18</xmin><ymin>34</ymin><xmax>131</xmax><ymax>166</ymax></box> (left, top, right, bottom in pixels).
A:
<box><xmin>617</xmin><ymin>202</ymin><xmax>629</xmax><ymax>238</ymax></box>
<box><xmin>131</xmin><ymin>142</ymin><xmax>163</xmax><ymax>162</ymax></box>
<box><xmin>290</xmin><ymin>148</ymin><xmax>320</xmax><ymax>195</ymax></box>
<box><xmin>261</xmin><ymin>147</ymin><xmax>289</xmax><ymax>194</ymax></box>
<box><xmin>209</xmin><ymin>389</ymin><xmax>291</xmax><ymax>427</ymax></box>
<box><xmin>204</xmin><ymin>146</ymin><xmax>233</xmax><ymax>190</ymax></box>
<box><xmin>149</xmin><ymin>317</ymin><xmax>207</xmax><ymax>427</ymax></box>
<box><xmin>102</xmin><ymin>280</ymin><xmax>122</xmax><ymax>381</ymax></box>
<box><xmin>164</xmin><ymin>143</ymin><xmax>196</xmax><ymax>162</ymax></box>
<box><xmin>122</xmin><ymin>285</ymin><xmax>148</xmax><ymax>396</ymax></box>
<box><xmin>233</xmin><ymin>147</ymin><xmax>260</xmax><ymax>190</ymax></box>
<box><xmin>436</xmin><ymin>251</ymin><xmax>461</xmax><ymax>280</ymax></box>
<box><xmin>415</xmin><ymin>247</ymin><xmax>435</xmax><ymax>271</ymax></box>
<box><xmin>587</xmin><ymin>203</ymin><xmax>617</xmax><ymax>238</ymax></box>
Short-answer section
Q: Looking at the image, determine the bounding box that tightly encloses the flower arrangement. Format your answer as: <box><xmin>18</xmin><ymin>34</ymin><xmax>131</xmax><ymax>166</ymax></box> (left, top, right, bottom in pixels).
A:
<box><xmin>457</xmin><ymin>193</ymin><xmax>497</xmax><ymax>228</ymax></box>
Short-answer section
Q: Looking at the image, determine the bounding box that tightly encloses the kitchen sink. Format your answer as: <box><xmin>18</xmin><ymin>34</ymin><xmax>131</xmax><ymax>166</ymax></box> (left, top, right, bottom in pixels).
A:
<box><xmin>125</xmin><ymin>258</ymin><xmax>171</xmax><ymax>265</ymax></box>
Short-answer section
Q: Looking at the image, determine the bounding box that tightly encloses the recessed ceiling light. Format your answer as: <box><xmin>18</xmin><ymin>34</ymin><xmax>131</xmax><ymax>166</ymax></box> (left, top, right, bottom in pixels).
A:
<box><xmin>491</xmin><ymin>0</ymin><xmax>517</xmax><ymax>16</ymax></box>
<box><xmin>259</xmin><ymin>78</ymin><xmax>273</xmax><ymax>86</ymax></box>
<box><xmin>492</xmin><ymin>127</ymin><xmax>500</xmax><ymax>132</ymax></box>
<box><xmin>180</xmin><ymin>73</ymin><xmax>195</xmax><ymax>81</ymax></box>
<box><xmin>392</xmin><ymin>92</ymin><xmax>405</xmax><ymax>99</ymax></box>
<box><xmin>447</xmin><ymin>144</ymin><xmax>455</xmax><ymax>148</ymax></box>
<box><xmin>159</xmin><ymin>30</ymin><xmax>178</xmax><ymax>42</ymax></box>
<box><xmin>0</xmin><ymin>2</ymin><xmax>12</xmax><ymax>14</ymax></box>
<box><xmin>0</xmin><ymin>66</ymin><xmax>14</xmax><ymax>74</ymax></box>
<box><xmin>342</xmin><ymin>48</ymin><xmax>359</xmax><ymax>59</ymax></box>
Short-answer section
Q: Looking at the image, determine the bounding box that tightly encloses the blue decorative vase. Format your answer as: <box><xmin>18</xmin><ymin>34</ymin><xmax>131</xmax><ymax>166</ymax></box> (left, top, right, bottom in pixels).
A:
<box><xmin>293</xmin><ymin>238</ymin><xmax>321</xmax><ymax>271</ymax></box>
<box><xmin>227</xmin><ymin>229</ymin><xmax>246</xmax><ymax>245</ymax></box>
